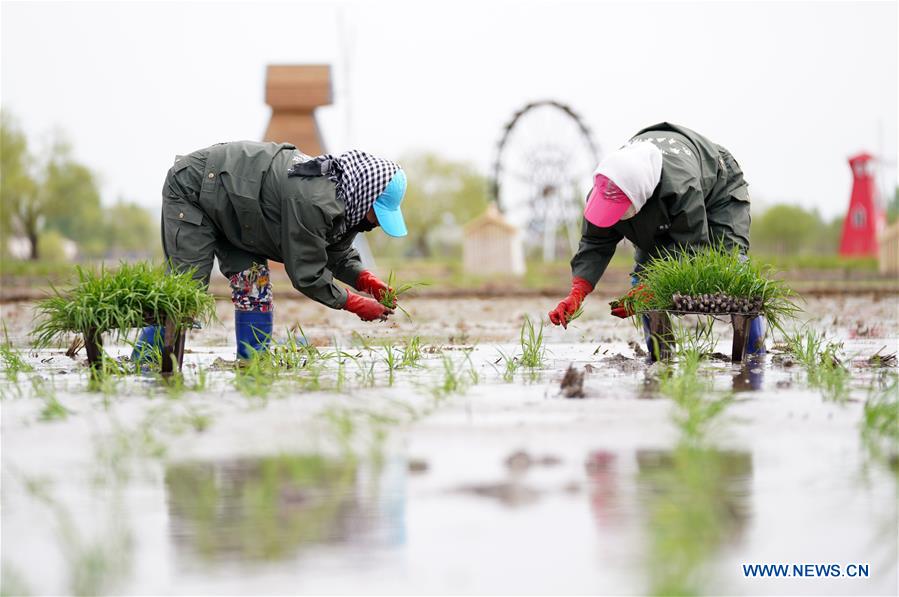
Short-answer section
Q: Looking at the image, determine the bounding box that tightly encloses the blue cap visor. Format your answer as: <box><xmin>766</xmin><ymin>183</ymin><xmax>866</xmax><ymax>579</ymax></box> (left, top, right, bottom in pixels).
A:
<box><xmin>373</xmin><ymin>202</ymin><xmax>407</xmax><ymax>237</ymax></box>
<box><xmin>373</xmin><ymin>170</ymin><xmax>408</xmax><ymax>237</ymax></box>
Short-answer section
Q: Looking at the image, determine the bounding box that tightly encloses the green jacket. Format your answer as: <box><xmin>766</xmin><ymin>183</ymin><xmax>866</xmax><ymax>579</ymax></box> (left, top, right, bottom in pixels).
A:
<box><xmin>570</xmin><ymin>122</ymin><xmax>752</xmax><ymax>286</ymax></box>
<box><xmin>169</xmin><ymin>141</ymin><xmax>364</xmax><ymax>309</ymax></box>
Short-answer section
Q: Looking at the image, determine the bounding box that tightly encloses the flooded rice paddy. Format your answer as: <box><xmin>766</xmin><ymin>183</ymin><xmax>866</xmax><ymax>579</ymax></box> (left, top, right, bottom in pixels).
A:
<box><xmin>1</xmin><ymin>294</ymin><xmax>897</xmax><ymax>595</ymax></box>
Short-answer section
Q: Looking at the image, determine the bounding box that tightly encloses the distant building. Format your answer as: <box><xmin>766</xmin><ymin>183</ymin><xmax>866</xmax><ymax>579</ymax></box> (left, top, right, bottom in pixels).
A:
<box><xmin>5</xmin><ymin>235</ymin><xmax>77</xmax><ymax>261</ymax></box>
<box><xmin>462</xmin><ymin>203</ymin><xmax>525</xmax><ymax>276</ymax></box>
<box><xmin>839</xmin><ymin>153</ymin><xmax>885</xmax><ymax>257</ymax></box>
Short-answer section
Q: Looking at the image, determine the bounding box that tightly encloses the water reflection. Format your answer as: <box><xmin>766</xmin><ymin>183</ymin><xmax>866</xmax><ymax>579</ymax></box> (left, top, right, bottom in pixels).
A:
<box><xmin>732</xmin><ymin>356</ymin><xmax>765</xmax><ymax>392</ymax></box>
<box><xmin>165</xmin><ymin>454</ymin><xmax>405</xmax><ymax>564</ymax></box>
<box><xmin>637</xmin><ymin>446</ymin><xmax>753</xmax><ymax>595</ymax></box>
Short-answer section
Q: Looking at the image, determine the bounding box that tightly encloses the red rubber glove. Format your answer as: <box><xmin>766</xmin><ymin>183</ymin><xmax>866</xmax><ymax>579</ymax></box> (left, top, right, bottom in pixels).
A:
<box><xmin>344</xmin><ymin>292</ymin><xmax>393</xmax><ymax>322</ymax></box>
<box><xmin>610</xmin><ymin>305</ymin><xmax>631</xmax><ymax>319</ymax></box>
<box><xmin>609</xmin><ymin>284</ymin><xmax>652</xmax><ymax>318</ymax></box>
<box><xmin>548</xmin><ymin>277</ymin><xmax>594</xmax><ymax>328</ymax></box>
<box><xmin>356</xmin><ymin>271</ymin><xmax>394</xmax><ymax>307</ymax></box>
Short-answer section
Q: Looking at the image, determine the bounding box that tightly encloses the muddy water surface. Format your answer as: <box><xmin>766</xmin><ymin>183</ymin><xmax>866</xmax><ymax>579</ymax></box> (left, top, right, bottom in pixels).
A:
<box><xmin>1</xmin><ymin>295</ymin><xmax>897</xmax><ymax>595</ymax></box>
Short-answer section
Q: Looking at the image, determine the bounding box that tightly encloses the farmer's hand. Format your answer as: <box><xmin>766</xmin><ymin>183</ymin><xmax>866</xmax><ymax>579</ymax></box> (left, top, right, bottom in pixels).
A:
<box><xmin>356</xmin><ymin>270</ymin><xmax>394</xmax><ymax>307</ymax></box>
<box><xmin>548</xmin><ymin>277</ymin><xmax>594</xmax><ymax>329</ymax></box>
<box><xmin>610</xmin><ymin>303</ymin><xmax>632</xmax><ymax>318</ymax></box>
<box><xmin>609</xmin><ymin>284</ymin><xmax>652</xmax><ymax>318</ymax></box>
<box><xmin>344</xmin><ymin>292</ymin><xmax>393</xmax><ymax>322</ymax></box>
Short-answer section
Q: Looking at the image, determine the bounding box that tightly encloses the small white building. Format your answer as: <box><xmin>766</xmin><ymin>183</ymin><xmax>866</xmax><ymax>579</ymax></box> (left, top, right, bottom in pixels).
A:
<box><xmin>462</xmin><ymin>204</ymin><xmax>525</xmax><ymax>276</ymax></box>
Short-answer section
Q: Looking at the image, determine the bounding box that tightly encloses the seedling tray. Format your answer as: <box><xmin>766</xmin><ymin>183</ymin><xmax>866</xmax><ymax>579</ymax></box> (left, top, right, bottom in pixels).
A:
<box><xmin>643</xmin><ymin>310</ymin><xmax>761</xmax><ymax>363</ymax></box>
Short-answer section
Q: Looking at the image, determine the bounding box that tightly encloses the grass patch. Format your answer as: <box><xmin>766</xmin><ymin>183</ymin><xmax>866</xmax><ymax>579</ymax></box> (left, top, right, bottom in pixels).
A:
<box><xmin>1</xmin><ymin>324</ymin><xmax>33</xmax><ymax>382</ymax></box>
<box><xmin>494</xmin><ymin>349</ymin><xmax>520</xmax><ymax>382</ymax></box>
<box><xmin>400</xmin><ymin>336</ymin><xmax>424</xmax><ymax>368</ymax></box>
<box><xmin>32</xmin><ymin>261</ymin><xmax>216</xmax><ymax>348</ymax></box>
<box><xmin>622</xmin><ymin>246</ymin><xmax>800</xmax><ymax>332</ymax></box>
<box><xmin>519</xmin><ymin>316</ymin><xmax>546</xmax><ymax>369</ymax></box>
<box><xmin>784</xmin><ymin>329</ymin><xmax>851</xmax><ymax>401</ymax></box>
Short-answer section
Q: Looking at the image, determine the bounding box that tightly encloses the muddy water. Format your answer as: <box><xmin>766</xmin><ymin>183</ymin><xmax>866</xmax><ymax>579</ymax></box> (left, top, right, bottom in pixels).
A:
<box><xmin>1</xmin><ymin>295</ymin><xmax>897</xmax><ymax>595</ymax></box>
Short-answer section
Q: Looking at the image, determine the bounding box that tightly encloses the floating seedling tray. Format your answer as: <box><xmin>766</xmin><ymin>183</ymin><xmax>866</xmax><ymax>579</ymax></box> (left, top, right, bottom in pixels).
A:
<box><xmin>643</xmin><ymin>310</ymin><xmax>762</xmax><ymax>363</ymax></box>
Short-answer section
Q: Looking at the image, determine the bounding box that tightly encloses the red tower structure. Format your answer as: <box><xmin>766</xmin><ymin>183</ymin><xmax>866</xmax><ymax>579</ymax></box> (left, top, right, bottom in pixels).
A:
<box><xmin>839</xmin><ymin>153</ymin><xmax>883</xmax><ymax>257</ymax></box>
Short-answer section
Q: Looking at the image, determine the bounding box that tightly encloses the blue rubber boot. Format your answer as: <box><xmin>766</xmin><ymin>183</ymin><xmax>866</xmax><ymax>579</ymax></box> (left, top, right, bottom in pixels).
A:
<box><xmin>746</xmin><ymin>316</ymin><xmax>767</xmax><ymax>355</ymax></box>
<box><xmin>131</xmin><ymin>325</ymin><xmax>164</xmax><ymax>363</ymax></box>
<box><xmin>235</xmin><ymin>310</ymin><xmax>273</xmax><ymax>360</ymax></box>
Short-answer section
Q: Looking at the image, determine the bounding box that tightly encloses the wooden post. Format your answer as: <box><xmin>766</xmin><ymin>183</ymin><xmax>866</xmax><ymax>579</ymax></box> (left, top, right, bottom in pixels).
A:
<box><xmin>83</xmin><ymin>328</ymin><xmax>103</xmax><ymax>370</ymax></box>
<box><xmin>160</xmin><ymin>318</ymin><xmax>186</xmax><ymax>376</ymax></box>
<box><xmin>730</xmin><ymin>314</ymin><xmax>754</xmax><ymax>363</ymax></box>
<box><xmin>646</xmin><ymin>311</ymin><xmax>674</xmax><ymax>362</ymax></box>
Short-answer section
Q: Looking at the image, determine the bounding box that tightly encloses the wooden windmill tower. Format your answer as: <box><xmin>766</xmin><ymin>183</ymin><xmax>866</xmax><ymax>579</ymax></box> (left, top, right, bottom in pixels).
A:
<box><xmin>839</xmin><ymin>153</ymin><xmax>885</xmax><ymax>257</ymax></box>
<box><xmin>263</xmin><ymin>65</ymin><xmax>332</xmax><ymax>153</ymax></box>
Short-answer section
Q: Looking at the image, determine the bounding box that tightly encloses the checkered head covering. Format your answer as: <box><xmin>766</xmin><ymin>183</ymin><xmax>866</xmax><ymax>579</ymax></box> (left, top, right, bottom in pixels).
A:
<box><xmin>288</xmin><ymin>150</ymin><xmax>398</xmax><ymax>237</ymax></box>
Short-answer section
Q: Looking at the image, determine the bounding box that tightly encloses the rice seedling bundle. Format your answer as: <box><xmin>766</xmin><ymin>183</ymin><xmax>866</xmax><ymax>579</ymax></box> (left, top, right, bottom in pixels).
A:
<box><xmin>32</xmin><ymin>262</ymin><xmax>216</xmax><ymax>347</ymax></box>
<box><xmin>378</xmin><ymin>271</ymin><xmax>428</xmax><ymax>319</ymax></box>
<box><xmin>616</xmin><ymin>246</ymin><xmax>799</xmax><ymax>331</ymax></box>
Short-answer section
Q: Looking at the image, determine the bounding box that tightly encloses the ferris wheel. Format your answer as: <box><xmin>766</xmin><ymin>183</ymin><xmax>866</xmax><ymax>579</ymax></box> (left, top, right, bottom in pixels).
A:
<box><xmin>491</xmin><ymin>100</ymin><xmax>601</xmax><ymax>261</ymax></box>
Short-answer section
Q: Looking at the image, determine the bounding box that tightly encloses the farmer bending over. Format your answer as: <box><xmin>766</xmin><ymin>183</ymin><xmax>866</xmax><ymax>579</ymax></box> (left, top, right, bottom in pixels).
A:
<box><xmin>134</xmin><ymin>141</ymin><xmax>407</xmax><ymax>360</ymax></box>
<box><xmin>548</xmin><ymin>122</ymin><xmax>765</xmax><ymax>354</ymax></box>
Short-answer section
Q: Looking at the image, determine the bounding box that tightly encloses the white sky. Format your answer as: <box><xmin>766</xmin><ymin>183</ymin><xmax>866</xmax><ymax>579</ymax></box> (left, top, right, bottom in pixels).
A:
<box><xmin>2</xmin><ymin>0</ymin><xmax>897</xmax><ymax>219</ymax></box>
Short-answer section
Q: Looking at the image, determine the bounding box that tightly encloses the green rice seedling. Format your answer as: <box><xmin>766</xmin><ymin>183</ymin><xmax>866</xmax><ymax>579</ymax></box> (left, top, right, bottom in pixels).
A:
<box><xmin>32</xmin><ymin>261</ymin><xmax>216</xmax><ymax>349</ymax></box>
<box><xmin>160</xmin><ymin>371</ymin><xmax>187</xmax><ymax>399</ymax></box>
<box><xmin>31</xmin><ymin>376</ymin><xmax>70</xmax><ymax>422</ymax></box>
<box><xmin>351</xmin><ymin>331</ymin><xmax>375</xmax><ymax>351</ymax></box>
<box><xmin>321</xmin><ymin>407</ymin><xmax>357</xmax><ymax>456</ymax></box>
<box><xmin>39</xmin><ymin>395</ymin><xmax>70</xmax><ymax>422</ymax></box>
<box><xmin>493</xmin><ymin>349</ymin><xmax>520</xmax><ymax>382</ymax></box>
<box><xmin>784</xmin><ymin>329</ymin><xmax>826</xmax><ymax>369</ymax></box>
<box><xmin>784</xmin><ymin>329</ymin><xmax>851</xmax><ymax>402</ymax></box>
<box><xmin>565</xmin><ymin>304</ymin><xmax>585</xmax><ymax>324</ymax></box>
<box><xmin>382</xmin><ymin>344</ymin><xmax>399</xmax><ymax>386</ymax></box>
<box><xmin>861</xmin><ymin>374</ymin><xmax>898</xmax><ymax>462</ymax></box>
<box><xmin>862</xmin><ymin>375</ymin><xmax>898</xmax><ymax>441</ymax></box>
<box><xmin>400</xmin><ymin>336</ymin><xmax>424</xmax><ymax>368</ymax></box>
<box><xmin>0</xmin><ymin>323</ymin><xmax>33</xmax><ymax>382</ymax></box>
<box><xmin>641</xmin><ymin>442</ymin><xmax>749</xmax><ymax>596</ymax></box>
<box><xmin>378</xmin><ymin>271</ymin><xmax>428</xmax><ymax>320</ymax></box>
<box><xmin>356</xmin><ymin>358</ymin><xmax>376</xmax><ymax>388</ymax></box>
<box><xmin>672</xmin><ymin>317</ymin><xmax>718</xmax><ymax>359</ymax></box>
<box><xmin>433</xmin><ymin>354</ymin><xmax>470</xmax><ymax>398</ymax></box>
<box><xmin>621</xmin><ymin>245</ymin><xmax>800</xmax><ymax>333</ymax></box>
<box><xmin>183</xmin><ymin>406</ymin><xmax>212</xmax><ymax>432</ymax></box>
<box><xmin>86</xmin><ymin>353</ymin><xmax>129</xmax><ymax>395</ymax></box>
<box><xmin>659</xmin><ymin>351</ymin><xmax>731</xmax><ymax>440</ymax></box>
<box><xmin>465</xmin><ymin>351</ymin><xmax>480</xmax><ymax>385</ymax></box>
<box><xmin>192</xmin><ymin>365</ymin><xmax>208</xmax><ymax>392</ymax></box>
<box><xmin>519</xmin><ymin>316</ymin><xmax>546</xmax><ymax>369</ymax></box>
<box><xmin>332</xmin><ymin>346</ymin><xmax>355</xmax><ymax>392</ymax></box>
<box><xmin>233</xmin><ymin>350</ymin><xmax>275</xmax><ymax>399</ymax></box>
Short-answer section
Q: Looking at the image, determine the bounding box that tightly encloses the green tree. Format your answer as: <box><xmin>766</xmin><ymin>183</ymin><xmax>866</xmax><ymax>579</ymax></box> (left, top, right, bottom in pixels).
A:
<box><xmin>1</xmin><ymin>113</ymin><xmax>106</xmax><ymax>261</ymax></box>
<box><xmin>370</xmin><ymin>153</ymin><xmax>488</xmax><ymax>258</ymax></box>
<box><xmin>887</xmin><ymin>186</ymin><xmax>899</xmax><ymax>224</ymax></box>
<box><xmin>0</xmin><ymin>112</ymin><xmax>40</xmax><ymax>259</ymax></box>
<box><xmin>102</xmin><ymin>199</ymin><xmax>157</xmax><ymax>257</ymax></box>
<box><xmin>42</xmin><ymin>136</ymin><xmax>103</xmax><ymax>249</ymax></box>
<box><xmin>751</xmin><ymin>204</ymin><xmax>831</xmax><ymax>255</ymax></box>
